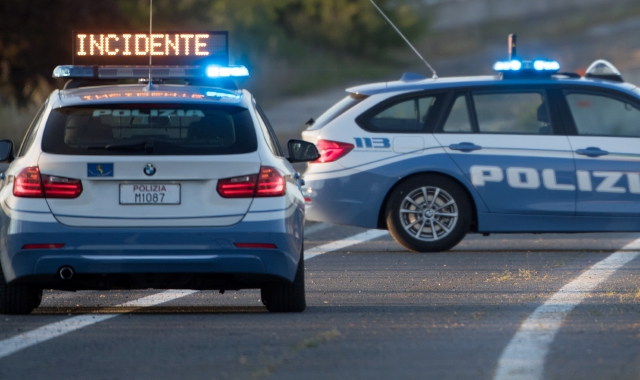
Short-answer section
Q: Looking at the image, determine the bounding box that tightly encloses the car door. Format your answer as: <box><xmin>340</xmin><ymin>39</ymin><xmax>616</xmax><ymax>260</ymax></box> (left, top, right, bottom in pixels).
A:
<box><xmin>433</xmin><ymin>87</ymin><xmax>576</xmax><ymax>215</ymax></box>
<box><xmin>561</xmin><ymin>88</ymin><xmax>640</xmax><ymax>216</ymax></box>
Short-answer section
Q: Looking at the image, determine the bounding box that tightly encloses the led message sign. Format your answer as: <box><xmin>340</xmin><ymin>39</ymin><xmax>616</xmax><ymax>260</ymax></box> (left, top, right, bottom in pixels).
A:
<box><xmin>72</xmin><ymin>31</ymin><xmax>228</xmax><ymax>66</ymax></box>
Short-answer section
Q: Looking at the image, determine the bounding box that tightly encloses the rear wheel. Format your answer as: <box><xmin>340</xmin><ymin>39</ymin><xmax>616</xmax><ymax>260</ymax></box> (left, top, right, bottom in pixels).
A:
<box><xmin>0</xmin><ymin>266</ymin><xmax>43</xmax><ymax>315</ymax></box>
<box><xmin>261</xmin><ymin>250</ymin><xmax>306</xmax><ymax>313</ymax></box>
<box><xmin>386</xmin><ymin>174</ymin><xmax>471</xmax><ymax>252</ymax></box>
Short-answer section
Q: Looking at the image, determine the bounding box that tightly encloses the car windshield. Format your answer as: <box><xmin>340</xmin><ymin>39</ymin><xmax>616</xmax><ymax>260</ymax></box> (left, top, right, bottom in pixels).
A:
<box><xmin>41</xmin><ymin>104</ymin><xmax>257</xmax><ymax>155</ymax></box>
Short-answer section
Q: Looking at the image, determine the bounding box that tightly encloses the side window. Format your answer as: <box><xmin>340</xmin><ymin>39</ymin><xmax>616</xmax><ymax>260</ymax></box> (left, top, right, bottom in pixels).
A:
<box><xmin>440</xmin><ymin>95</ymin><xmax>472</xmax><ymax>133</ymax></box>
<box><xmin>254</xmin><ymin>105</ymin><xmax>282</xmax><ymax>156</ymax></box>
<box><xmin>364</xmin><ymin>96</ymin><xmax>438</xmax><ymax>132</ymax></box>
<box><xmin>18</xmin><ymin>100</ymin><xmax>48</xmax><ymax>157</ymax></box>
<box><xmin>472</xmin><ymin>91</ymin><xmax>552</xmax><ymax>135</ymax></box>
<box><xmin>564</xmin><ymin>92</ymin><xmax>640</xmax><ymax>137</ymax></box>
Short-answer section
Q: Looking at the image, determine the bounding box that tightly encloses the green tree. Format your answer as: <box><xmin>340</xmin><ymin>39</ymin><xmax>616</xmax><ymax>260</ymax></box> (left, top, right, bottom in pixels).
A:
<box><xmin>1</xmin><ymin>0</ymin><xmax>426</xmax><ymax>106</ymax></box>
<box><xmin>0</xmin><ymin>0</ymin><xmax>130</xmax><ymax>106</ymax></box>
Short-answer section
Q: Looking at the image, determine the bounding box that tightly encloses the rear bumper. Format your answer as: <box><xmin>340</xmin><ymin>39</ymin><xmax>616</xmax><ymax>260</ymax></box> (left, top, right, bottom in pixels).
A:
<box><xmin>1</xmin><ymin>216</ymin><xmax>303</xmax><ymax>289</ymax></box>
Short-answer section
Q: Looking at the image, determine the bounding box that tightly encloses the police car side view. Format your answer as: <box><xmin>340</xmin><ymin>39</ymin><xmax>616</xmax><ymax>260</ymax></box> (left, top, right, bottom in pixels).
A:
<box><xmin>0</xmin><ymin>31</ymin><xmax>320</xmax><ymax>314</ymax></box>
<box><xmin>302</xmin><ymin>37</ymin><xmax>640</xmax><ymax>253</ymax></box>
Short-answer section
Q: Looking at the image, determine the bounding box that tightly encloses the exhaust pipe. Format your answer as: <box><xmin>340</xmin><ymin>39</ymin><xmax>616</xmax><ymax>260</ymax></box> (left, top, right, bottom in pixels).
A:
<box><xmin>59</xmin><ymin>266</ymin><xmax>74</xmax><ymax>280</ymax></box>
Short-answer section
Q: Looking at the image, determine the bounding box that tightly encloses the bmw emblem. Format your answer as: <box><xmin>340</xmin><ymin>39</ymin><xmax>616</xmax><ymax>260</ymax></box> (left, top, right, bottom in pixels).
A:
<box><xmin>144</xmin><ymin>164</ymin><xmax>156</xmax><ymax>176</ymax></box>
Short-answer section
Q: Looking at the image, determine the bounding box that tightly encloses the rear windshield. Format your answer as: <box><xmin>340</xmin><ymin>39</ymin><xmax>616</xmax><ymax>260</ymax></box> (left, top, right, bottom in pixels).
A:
<box><xmin>42</xmin><ymin>104</ymin><xmax>257</xmax><ymax>155</ymax></box>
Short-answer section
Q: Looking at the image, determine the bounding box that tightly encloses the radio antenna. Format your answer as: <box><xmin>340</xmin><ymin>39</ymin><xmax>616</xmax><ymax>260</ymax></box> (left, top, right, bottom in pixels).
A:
<box><xmin>369</xmin><ymin>0</ymin><xmax>437</xmax><ymax>79</ymax></box>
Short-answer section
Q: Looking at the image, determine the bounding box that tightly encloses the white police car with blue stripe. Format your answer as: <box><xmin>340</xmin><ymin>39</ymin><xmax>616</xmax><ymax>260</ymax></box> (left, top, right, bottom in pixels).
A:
<box><xmin>0</xmin><ymin>31</ymin><xmax>319</xmax><ymax>314</ymax></box>
<box><xmin>302</xmin><ymin>48</ymin><xmax>640</xmax><ymax>253</ymax></box>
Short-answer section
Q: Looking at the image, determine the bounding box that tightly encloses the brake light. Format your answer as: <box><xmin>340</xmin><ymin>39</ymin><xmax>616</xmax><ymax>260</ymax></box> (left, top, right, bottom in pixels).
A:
<box><xmin>217</xmin><ymin>174</ymin><xmax>258</xmax><ymax>198</ymax></box>
<box><xmin>217</xmin><ymin>166</ymin><xmax>286</xmax><ymax>198</ymax></box>
<box><xmin>256</xmin><ymin>167</ymin><xmax>285</xmax><ymax>197</ymax></box>
<box><xmin>312</xmin><ymin>139</ymin><xmax>354</xmax><ymax>163</ymax></box>
<box><xmin>13</xmin><ymin>167</ymin><xmax>82</xmax><ymax>199</ymax></box>
<box><xmin>13</xmin><ymin>167</ymin><xmax>44</xmax><ymax>197</ymax></box>
<box><xmin>42</xmin><ymin>175</ymin><xmax>83</xmax><ymax>198</ymax></box>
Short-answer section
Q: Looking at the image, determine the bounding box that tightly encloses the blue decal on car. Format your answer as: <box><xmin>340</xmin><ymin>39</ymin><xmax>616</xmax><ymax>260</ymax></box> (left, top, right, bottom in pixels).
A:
<box><xmin>87</xmin><ymin>163</ymin><xmax>114</xmax><ymax>177</ymax></box>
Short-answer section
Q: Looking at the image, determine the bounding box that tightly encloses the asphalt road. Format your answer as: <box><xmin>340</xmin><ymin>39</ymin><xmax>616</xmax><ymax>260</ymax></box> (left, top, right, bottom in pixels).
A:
<box><xmin>3</xmin><ymin>21</ymin><xmax>640</xmax><ymax>379</ymax></box>
<box><xmin>1</xmin><ymin>224</ymin><xmax>639</xmax><ymax>380</ymax></box>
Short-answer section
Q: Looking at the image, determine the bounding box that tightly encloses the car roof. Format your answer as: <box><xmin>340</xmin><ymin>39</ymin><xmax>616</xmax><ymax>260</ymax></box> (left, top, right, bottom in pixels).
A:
<box><xmin>346</xmin><ymin>75</ymin><xmax>639</xmax><ymax>97</ymax></box>
<box><xmin>52</xmin><ymin>84</ymin><xmax>249</xmax><ymax>109</ymax></box>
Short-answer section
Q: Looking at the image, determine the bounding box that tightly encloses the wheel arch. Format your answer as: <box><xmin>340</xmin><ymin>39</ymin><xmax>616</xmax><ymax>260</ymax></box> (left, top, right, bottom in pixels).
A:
<box><xmin>376</xmin><ymin>171</ymin><xmax>479</xmax><ymax>232</ymax></box>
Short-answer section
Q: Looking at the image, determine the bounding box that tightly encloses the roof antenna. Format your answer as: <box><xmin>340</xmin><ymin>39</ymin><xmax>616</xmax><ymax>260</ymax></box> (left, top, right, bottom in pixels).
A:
<box><xmin>369</xmin><ymin>0</ymin><xmax>437</xmax><ymax>79</ymax></box>
<box><xmin>508</xmin><ymin>34</ymin><xmax>517</xmax><ymax>60</ymax></box>
<box><xmin>144</xmin><ymin>0</ymin><xmax>155</xmax><ymax>91</ymax></box>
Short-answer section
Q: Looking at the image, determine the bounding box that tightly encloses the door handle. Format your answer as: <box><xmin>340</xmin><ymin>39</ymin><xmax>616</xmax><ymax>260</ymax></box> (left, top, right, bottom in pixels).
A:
<box><xmin>449</xmin><ymin>142</ymin><xmax>482</xmax><ymax>152</ymax></box>
<box><xmin>575</xmin><ymin>147</ymin><xmax>609</xmax><ymax>157</ymax></box>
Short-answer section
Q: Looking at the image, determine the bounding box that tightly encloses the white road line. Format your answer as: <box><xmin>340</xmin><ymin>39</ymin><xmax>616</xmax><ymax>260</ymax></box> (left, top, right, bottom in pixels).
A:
<box><xmin>494</xmin><ymin>245</ymin><xmax>640</xmax><ymax>380</ymax></box>
<box><xmin>0</xmin><ymin>227</ymin><xmax>384</xmax><ymax>359</ymax></box>
<box><xmin>305</xmin><ymin>229</ymin><xmax>389</xmax><ymax>260</ymax></box>
<box><xmin>304</xmin><ymin>222</ymin><xmax>332</xmax><ymax>236</ymax></box>
<box><xmin>0</xmin><ymin>290</ymin><xmax>197</xmax><ymax>360</ymax></box>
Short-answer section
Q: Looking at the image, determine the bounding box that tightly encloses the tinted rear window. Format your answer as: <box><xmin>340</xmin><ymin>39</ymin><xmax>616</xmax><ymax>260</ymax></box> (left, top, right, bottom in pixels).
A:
<box><xmin>42</xmin><ymin>104</ymin><xmax>257</xmax><ymax>155</ymax></box>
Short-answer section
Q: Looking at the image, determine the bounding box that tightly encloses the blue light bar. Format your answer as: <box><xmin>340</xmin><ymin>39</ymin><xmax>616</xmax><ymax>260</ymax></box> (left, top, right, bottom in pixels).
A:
<box><xmin>493</xmin><ymin>60</ymin><xmax>522</xmax><ymax>71</ymax></box>
<box><xmin>53</xmin><ymin>65</ymin><xmax>250</xmax><ymax>80</ymax></box>
<box><xmin>533</xmin><ymin>60</ymin><xmax>560</xmax><ymax>71</ymax></box>
<box><xmin>53</xmin><ymin>66</ymin><xmax>95</xmax><ymax>78</ymax></box>
<box><xmin>493</xmin><ymin>59</ymin><xmax>560</xmax><ymax>78</ymax></box>
<box><xmin>206</xmin><ymin>65</ymin><xmax>249</xmax><ymax>78</ymax></box>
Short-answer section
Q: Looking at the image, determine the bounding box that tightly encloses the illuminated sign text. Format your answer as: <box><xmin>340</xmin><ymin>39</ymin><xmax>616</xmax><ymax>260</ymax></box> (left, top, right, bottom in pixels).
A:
<box><xmin>73</xmin><ymin>31</ymin><xmax>228</xmax><ymax>66</ymax></box>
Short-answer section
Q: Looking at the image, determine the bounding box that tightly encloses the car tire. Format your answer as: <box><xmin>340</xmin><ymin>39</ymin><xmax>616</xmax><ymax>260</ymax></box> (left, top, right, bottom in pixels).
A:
<box><xmin>0</xmin><ymin>267</ymin><xmax>43</xmax><ymax>315</ymax></box>
<box><xmin>261</xmin><ymin>249</ymin><xmax>306</xmax><ymax>313</ymax></box>
<box><xmin>386</xmin><ymin>174</ymin><xmax>471</xmax><ymax>252</ymax></box>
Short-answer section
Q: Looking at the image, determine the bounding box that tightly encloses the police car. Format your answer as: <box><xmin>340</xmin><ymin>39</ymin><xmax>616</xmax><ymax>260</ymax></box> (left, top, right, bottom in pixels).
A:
<box><xmin>302</xmin><ymin>48</ymin><xmax>640</xmax><ymax>252</ymax></box>
<box><xmin>0</xmin><ymin>31</ymin><xmax>319</xmax><ymax>314</ymax></box>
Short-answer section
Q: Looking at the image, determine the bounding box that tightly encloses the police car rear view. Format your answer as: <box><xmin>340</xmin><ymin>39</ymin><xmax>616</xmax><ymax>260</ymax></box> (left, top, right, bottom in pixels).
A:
<box><xmin>302</xmin><ymin>38</ymin><xmax>640</xmax><ymax>252</ymax></box>
<box><xmin>0</xmin><ymin>31</ymin><xmax>319</xmax><ymax>314</ymax></box>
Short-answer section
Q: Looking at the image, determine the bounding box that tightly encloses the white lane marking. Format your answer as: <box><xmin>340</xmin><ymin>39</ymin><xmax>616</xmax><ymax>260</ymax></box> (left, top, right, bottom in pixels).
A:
<box><xmin>304</xmin><ymin>222</ymin><xmax>332</xmax><ymax>236</ymax></box>
<box><xmin>0</xmin><ymin>290</ymin><xmax>197</xmax><ymax>360</ymax></box>
<box><xmin>494</xmin><ymin>247</ymin><xmax>640</xmax><ymax>380</ymax></box>
<box><xmin>0</xmin><ymin>227</ymin><xmax>385</xmax><ymax>358</ymax></box>
<box><xmin>305</xmin><ymin>229</ymin><xmax>389</xmax><ymax>260</ymax></box>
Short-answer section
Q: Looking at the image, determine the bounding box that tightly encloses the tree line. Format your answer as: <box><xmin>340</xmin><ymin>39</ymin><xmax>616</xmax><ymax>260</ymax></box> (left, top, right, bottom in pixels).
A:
<box><xmin>0</xmin><ymin>0</ymin><xmax>426</xmax><ymax>106</ymax></box>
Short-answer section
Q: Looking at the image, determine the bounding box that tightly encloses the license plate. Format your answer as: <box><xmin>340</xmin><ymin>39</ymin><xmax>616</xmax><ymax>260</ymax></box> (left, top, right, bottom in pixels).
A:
<box><xmin>119</xmin><ymin>184</ymin><xmax>180</xmax><ymax>205</ymax></box>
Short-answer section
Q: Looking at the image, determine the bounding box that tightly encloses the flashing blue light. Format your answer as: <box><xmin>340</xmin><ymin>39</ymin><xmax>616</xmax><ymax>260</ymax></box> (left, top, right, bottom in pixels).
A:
<box><xmin>493</xmin><ymin>59</ymin><xmax>560</xmax><ymax>76</ymax></box>
<box><xmin>206</xmin><ymin>65</ymin><xmax>249</xmax><ymax>78</ymax></box>
<box><xmin>533</xmin><ymin>60</ymin><xmax>561</xmax><ymax>71</ymax></box>
<box><xmin>493</xmin><ymin>60</ymin><xmax>522</xmax><ymax>71</ymax></box>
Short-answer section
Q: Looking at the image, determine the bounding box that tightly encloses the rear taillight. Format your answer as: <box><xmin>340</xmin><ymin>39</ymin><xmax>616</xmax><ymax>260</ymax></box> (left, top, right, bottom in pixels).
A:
<box><xmin>312</xmin><ymin>139</ymin><xmax>354</xmax><ymax>163</ymax></box>
<box><xmin>13</xmin><ymin>167</ymin><xmax>82</xmax><ymax>199</ymax></box>
<box><xmin>13</xmin><ymin>167</ymin><xmax>44</xmax><ymax>197</ymax></box>
<box><xmin>217</xmin><ymin>174</ymin><xmax>258</xmax><ymax>198</ymax></box>
<box><xmin>217</xmin><ymin>166</ymin><xmax>286</xmax><ymax>198</ymax></box>
<box><xmin>256</xmin><ymin>167</ymin><xmax>285</xmax><ymax>197</ymax></box>
<box><xmin>42</xmin><ymin>175</ymin><xmax>83</xmax><ymax>198</ymax></box>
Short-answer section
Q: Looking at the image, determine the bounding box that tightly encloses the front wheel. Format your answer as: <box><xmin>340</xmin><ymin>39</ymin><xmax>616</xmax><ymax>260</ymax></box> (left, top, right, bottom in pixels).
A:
<box><xmin>261</xmin><ymin>250</ymin><xmax>306</xmax><ymax>312</ymax></box>
<box><xmin>386</xmin><ymin>174</ymin><xmax>472</xmax><ymax>252</ymax></box>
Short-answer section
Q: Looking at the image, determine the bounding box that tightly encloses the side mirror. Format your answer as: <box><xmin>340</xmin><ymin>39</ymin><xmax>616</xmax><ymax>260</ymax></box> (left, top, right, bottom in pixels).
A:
<box><xmin>0</xmin><ymin>140</ymin><xmax>14</xmax><ymax>163</ymax></box>
<box><xmin>287</xmin><ymin>139</ymin><xmax>320</xmax><ymax>163</ymax></box>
